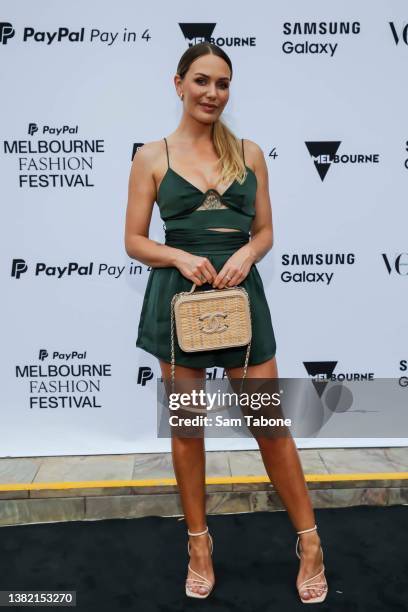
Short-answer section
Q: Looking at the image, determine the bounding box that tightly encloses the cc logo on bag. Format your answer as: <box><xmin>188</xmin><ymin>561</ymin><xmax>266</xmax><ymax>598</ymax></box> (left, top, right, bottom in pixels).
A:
<box><xmin>198</xmin><ymin>311</ymin><xmax>228</xmax><ymax>333</ymax></box>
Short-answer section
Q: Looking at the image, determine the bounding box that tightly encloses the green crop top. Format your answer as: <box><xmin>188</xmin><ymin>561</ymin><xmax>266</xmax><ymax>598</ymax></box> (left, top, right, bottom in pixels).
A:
<box><xmin>156</xmin><ymin>137</ymin><xmax>258</xmax><ymax>234</ymax></box>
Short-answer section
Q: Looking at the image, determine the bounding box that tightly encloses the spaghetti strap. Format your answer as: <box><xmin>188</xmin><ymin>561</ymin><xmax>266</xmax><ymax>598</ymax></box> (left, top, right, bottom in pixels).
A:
<box><xmin>241</xmin><ymin>138</ymin><xmax>246</xmax><ymax>165</ymax></box>
<box><xmin>163</xmin><ymin>137</ymin><xmax>170</xmax><ymax>169</ymax></box>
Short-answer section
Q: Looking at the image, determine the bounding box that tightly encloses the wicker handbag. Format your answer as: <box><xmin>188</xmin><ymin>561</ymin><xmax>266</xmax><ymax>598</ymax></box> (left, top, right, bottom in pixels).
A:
<box><xmin>170</xmin><ymin>282</ymin><xmax>252</xmax><ymax>389</ymax></box>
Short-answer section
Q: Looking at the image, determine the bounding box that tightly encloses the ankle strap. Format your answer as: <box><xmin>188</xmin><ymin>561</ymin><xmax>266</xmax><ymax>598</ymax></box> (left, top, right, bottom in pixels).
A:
<box><xmin>296</xmin><ymin>524</ymin><xmax>317</xmax><ymax>535</ymax></box>
<box><xmin>188</xmin><ymin>526</ymin><xmax>208</xmax><ymax>537</ymax></box>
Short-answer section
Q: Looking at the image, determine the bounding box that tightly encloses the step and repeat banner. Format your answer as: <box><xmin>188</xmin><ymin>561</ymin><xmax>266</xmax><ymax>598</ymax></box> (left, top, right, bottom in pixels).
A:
<box><xmin>2</xmin><ymin>1</ymin><xmax>407</xmax><ymax>456</ymax></box>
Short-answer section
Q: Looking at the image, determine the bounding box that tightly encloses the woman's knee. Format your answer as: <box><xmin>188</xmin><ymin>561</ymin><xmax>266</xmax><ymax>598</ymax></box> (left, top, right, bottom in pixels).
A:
<box><xmin>225</xmin><ymin>356</ymin><xmax>279</xmax><ymax>380</ymax></box>
<box><xmin>159</xmin><ymin>359</ymin><xmax>206</xmax><ymax>381</ymax></box>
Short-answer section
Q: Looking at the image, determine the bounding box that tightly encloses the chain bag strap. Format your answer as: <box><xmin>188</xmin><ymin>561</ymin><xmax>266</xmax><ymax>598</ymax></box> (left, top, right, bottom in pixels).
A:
<box><xmin>170</xmin><ymin>282</ymin><xmax>252</xmax><ymax>396</ymax></box>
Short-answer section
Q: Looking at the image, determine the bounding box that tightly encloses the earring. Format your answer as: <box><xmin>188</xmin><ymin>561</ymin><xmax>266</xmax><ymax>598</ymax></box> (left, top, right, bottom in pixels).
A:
<box><xmin>180</xmin><ymin>93</ymin><xmax>184</xmax><ymax>100</ymax></box>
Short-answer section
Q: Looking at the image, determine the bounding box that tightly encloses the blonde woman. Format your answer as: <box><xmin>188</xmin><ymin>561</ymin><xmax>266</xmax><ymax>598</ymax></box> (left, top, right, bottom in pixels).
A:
<box><xmin>124</xmin><ymin>42</ymin><xmax>328</xmax><ymax>604</ymax></box>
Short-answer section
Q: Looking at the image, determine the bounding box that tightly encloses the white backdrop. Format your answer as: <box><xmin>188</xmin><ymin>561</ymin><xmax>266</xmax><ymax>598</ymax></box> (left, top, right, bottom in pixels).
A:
<box><xmin>2</xmin><ymin>0</ymin><xmax>407</xmax><ymax>456</ymax></box>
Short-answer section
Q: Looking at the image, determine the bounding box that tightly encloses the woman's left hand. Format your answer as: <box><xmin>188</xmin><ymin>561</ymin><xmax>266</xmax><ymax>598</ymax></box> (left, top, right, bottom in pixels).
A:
<box><xmin>212</xmin><ymin>245</ymin><xmax>256</xmax><ymax>289</ymax></box>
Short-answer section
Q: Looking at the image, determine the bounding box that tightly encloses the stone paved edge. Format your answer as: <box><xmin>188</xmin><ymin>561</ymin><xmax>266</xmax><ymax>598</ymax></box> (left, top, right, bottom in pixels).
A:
<box><xmin>0</xmin><ymin>487</ymin><xmax>407</xmax><ymax>527</ymax></box>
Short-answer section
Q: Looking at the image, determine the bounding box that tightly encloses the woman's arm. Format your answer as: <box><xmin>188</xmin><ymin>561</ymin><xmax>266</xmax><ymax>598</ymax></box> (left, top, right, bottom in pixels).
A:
<box><xmin>124</xmin><ymin>142</ymin><xmax>182</xmax><ymax>268</ymax></box>
<box><xmin>212</xmin><ymin>140</ymin><xmax>274</xmax><ymax>289</ymax></box>
<box><xmin>245</xmin><ymin>139</ymin><xmax>274</xmax><ymax>263</ymax></box>
<box><xmin>124</xmin><ymin>141</ymin><xmax>218</xmax><ymax>285</ymax></box>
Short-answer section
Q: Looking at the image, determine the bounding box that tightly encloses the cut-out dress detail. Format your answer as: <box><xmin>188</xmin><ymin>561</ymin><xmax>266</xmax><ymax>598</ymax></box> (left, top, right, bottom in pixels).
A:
<box><xmin>195</xmin><ymin>190</ymin><xmax>237</xmax><ymax>231</ymax></box>
<box><xmin>135</xmin><ymin>137</ymin><xmax>277</xmax><ymax>368</ymax></box>
<box><xmin>195</xmin><ymin>190</ymin><xmax>229</xmax><ymax>210</ymax></box>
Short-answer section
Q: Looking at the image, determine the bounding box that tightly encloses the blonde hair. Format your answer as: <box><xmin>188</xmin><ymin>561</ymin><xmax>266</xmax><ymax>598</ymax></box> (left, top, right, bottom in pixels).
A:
<box><xmin>176</xmin><ymin>42</ymin><xmax>247</xmax><ymax>186</ymax></box>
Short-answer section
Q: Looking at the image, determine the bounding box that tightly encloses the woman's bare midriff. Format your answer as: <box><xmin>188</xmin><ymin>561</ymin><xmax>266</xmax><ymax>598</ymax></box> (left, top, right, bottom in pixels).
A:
<box><xmin>207</xmin><ymin>228</ymin><xmax>240</xmax><ymax>232</ymax></box>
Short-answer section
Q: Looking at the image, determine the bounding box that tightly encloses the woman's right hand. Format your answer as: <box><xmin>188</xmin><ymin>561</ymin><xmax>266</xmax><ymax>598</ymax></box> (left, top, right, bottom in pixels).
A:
<box><xmin>174</xmin><ymin>251</ymin><xmax>218</xmax><ymax>286</ymax></box>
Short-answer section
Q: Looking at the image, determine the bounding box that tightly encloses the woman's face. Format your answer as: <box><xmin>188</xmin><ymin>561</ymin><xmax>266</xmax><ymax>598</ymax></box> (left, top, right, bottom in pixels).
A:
<box><xmin>176</xmin><ymin>54</ymin><xmax>231</xmax><ymax>123</ymax></box>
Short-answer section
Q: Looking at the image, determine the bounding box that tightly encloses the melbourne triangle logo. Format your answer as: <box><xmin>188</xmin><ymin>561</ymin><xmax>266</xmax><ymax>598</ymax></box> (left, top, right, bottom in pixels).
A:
<box><xmin>178</xmin><ymin>23</ymin><xmax>216</xmax><ymax>46</ymax></box>
<box><xmin>303</xmin><ymin>360</ymin><xmax>338</xmax><ymax>397</ymax></box>
<box><xmin>305</xmin><ymin>141</ymin><xmax>341</xmax><ymax>181</ymax></box>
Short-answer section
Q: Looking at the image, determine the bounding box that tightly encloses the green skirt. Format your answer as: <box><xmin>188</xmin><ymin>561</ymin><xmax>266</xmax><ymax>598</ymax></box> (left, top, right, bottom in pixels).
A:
<box><xmin>136</xmin><ymin>229</ymin><xmax>277</xmax><ymax>368</ymax></box>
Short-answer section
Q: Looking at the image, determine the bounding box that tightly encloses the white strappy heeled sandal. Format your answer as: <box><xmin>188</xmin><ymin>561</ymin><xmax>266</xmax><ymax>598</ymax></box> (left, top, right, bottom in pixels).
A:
<box><xmin>296</xmin><ymin>524</ymin><xmax>328</xmax><ymax>604</ymax></box>
<box><xmin>185</xmin><ymin>526</ymin><xmax>215</xmax><ymax>599</ymax></box>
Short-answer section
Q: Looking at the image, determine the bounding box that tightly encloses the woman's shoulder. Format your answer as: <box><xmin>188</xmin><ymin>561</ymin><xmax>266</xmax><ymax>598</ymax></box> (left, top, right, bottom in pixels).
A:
<box><xmin>131</xmin><ymin>139</ymin><xmax>167</xmax><ymax>185</ymax></box>
<box><xmin>241</xmin><ymin>138</ymin><xmax>264</xmax><ymax>172</ymax></box>
<box><xmin>133</xmin><ymin>139</ymin><xmax>165</xmax><ymax>164</ymax></box>
<box><xmin>242</xmin><ymin>137</ymin><xmax>263</xmax><ymax>157</ymax></box>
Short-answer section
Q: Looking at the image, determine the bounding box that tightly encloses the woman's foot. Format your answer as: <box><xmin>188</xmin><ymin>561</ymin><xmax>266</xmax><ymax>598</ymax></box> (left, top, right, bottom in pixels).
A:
<box><xmin>296</xmin><ymin>530</ymin><xmax>328</xmax><ymax>602</ymax></box>
<box><xmin>186</xmin><ymin>530</ymin><xmax>215</xmax><ymax>597</ymax></box>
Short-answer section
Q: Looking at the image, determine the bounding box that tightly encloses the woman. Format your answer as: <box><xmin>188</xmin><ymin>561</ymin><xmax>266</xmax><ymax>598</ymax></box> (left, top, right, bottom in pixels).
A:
<box><xmin>124</xmin><ymin>42</ymin><xmax>328</xmax><ymax>604</ymax></box>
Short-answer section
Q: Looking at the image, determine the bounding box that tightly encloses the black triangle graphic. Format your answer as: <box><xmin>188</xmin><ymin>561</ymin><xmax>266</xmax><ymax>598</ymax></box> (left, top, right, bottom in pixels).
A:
<box><xmin>303</xmin><ymin>360</ymin><xmax>338</xmax><ymax>397</ymax></box>
<box><xmin>179</xmin><ymin>23</ymin><xmax>216</xmax><ymax>44</ymax></box>
<box><xmin>305</xmin><ymin>141</ymin><xmax>341</xmax><ymax>181</ymax></box>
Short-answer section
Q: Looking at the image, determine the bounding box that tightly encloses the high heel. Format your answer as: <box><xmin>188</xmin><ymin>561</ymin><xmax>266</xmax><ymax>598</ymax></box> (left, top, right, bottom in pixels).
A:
<box><xmin>185</xmin><ymin>525</ymin><xmax>215</xmax><ymax>599</ymax></box>
<box><xmin>296</xmin><ymin>524</ymin><xmax>328</xmax><ymax>604</ymax></box>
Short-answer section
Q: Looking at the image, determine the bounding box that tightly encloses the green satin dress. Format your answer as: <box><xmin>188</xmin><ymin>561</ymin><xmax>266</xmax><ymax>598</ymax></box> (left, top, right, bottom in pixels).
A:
<box><xmin>136</xmin><ymin>138</ymin><xmax>277</xmax><ymax>368</ymax></box>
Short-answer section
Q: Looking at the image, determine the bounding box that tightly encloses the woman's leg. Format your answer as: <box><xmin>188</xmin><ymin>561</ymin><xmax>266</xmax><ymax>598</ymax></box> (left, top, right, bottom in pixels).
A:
<box><xmin>159</xmin><ymin>359</ymin><xmax>214</xmax><ymax>596</ymax></box>
<box><xmin>225</xmin><ymin>356</ymin><xmax>327</xmax><ymax>601</ymax></box>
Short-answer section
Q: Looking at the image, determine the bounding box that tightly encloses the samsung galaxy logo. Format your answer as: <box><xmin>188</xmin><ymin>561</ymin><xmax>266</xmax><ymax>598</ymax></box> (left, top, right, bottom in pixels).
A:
<box><xmin>282</xmin><ymin>253</ymin><xmax>355</xmax><ymax>266</ymax></box>
<box><xmin>283</xmin><ymin>21</ymin><xmax>361</xmax><ymax>36</ymax></box>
